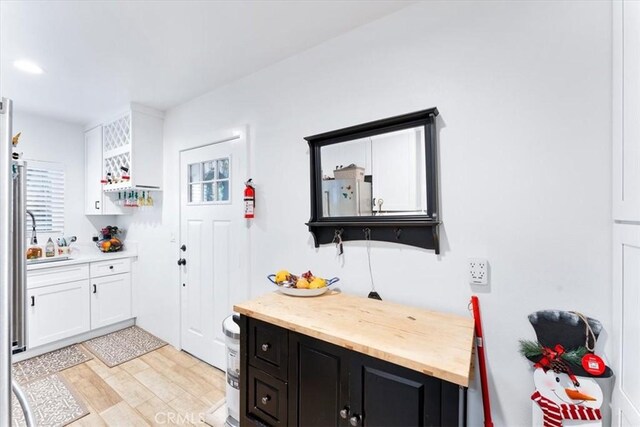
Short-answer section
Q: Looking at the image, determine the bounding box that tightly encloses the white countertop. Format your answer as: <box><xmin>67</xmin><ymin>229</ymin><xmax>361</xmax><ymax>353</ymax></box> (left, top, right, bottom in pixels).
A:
<box><xmin>26</xmin><ymin>244</ymin><xmax>137</xmax><ymax>271</ymax></box>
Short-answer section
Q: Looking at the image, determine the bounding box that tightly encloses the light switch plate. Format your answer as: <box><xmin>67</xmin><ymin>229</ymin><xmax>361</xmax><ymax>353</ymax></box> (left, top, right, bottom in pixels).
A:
<box><xmin>468</xmin><ymin>258</ymin><xmax>488</xmax><ymax>285</ymax></box>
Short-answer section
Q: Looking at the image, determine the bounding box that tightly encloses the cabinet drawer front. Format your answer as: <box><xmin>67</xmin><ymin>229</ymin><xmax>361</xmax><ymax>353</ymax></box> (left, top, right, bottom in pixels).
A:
<box><xmin>90</xmin><ymin>258</ymin><xmax>131</xmax><ymax>277</ymax></box>
<box><xmin>27</xmin><ymin>264</ymin><xmax>90</xmax><ymax>289</ymax></box>
<box><xmin>248</xmin><ymin>367</ymin><xmax>288</xmax><ymax>426</ymax></box>
<box><xmin>249</xmin><ymin>318</ymin><xmax>288</xmax><ymax>380</ymax></box>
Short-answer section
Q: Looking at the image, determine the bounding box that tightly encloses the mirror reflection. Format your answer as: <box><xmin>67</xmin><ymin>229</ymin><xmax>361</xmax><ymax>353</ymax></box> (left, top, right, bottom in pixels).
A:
<box><xmin>320</xmin><ymin>126</ymin><xmax>427</xmax><ymax>217</ymax></box>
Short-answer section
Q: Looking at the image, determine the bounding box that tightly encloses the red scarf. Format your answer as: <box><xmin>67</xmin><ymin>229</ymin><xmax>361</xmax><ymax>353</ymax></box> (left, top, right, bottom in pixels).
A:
<box><xmin>531</xmin><ymin>391</ymin><xmax>602</xmax><ymax>427</ymax></box>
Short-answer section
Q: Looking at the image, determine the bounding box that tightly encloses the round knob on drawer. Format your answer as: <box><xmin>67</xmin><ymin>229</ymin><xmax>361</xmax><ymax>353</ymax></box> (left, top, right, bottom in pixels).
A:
<box><xmin>349</xmin><ymin>415</ymin><xmax>362</xmax><ymax>427</ymax></box>
<box><xmin>109</xmin><ymin>265</ymin><xmax>114</xmax><ymax>270</ymax></box>
<box><xmin>261</xmin><ymin>395</ymin><xmax>270</xmax><ymax>405</ymax></box>
<box><xmin>340</xmin><ymin>407</ymin><xmax>350</xmax><ymax>419</ymax></box>
<box><xmin>261</xmin><ymin>343</ymin><xmax>270</xmax><ymax>352</ymax></box>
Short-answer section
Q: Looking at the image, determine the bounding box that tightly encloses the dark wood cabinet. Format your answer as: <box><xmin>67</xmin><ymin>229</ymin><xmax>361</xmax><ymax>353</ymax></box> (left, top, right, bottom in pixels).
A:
<box><xmin>240</xmin><ymin>316</ymin><xmax>465</xmax><ymax>427</ymax></box>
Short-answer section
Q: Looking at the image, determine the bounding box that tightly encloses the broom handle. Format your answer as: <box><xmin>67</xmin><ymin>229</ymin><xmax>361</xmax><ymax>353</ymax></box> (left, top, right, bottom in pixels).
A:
<box><xmin>471</xmin><ymin>296</ymin><xmax>494</xmax><ymax>427</ymax></box>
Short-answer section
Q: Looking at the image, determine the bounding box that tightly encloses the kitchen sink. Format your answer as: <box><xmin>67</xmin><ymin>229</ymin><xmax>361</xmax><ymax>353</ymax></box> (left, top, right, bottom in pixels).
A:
<box><xmin>27</xmin><ymin>256</ymin><xmax>72</xmax><ymax>265</ymax></box>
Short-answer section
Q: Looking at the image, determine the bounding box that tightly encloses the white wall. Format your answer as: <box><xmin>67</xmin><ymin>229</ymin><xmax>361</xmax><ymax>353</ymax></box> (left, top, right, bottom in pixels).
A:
<box><xmin>12</xmin><ymin>111</ymin><xmax>103</xmax><ymax>243</ymax></box>
<box><xmin>126</xmin><ymin>2</ymin><xmax>612</xmax><ymax>425</ymax></box>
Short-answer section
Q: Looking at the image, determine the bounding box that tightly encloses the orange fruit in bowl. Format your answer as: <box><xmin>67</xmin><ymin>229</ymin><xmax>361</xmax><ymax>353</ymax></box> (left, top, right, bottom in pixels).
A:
<box><xmin>101</xmin><ymin>241</ymin><xmax>111</xmax><ymax>251</ymax></box>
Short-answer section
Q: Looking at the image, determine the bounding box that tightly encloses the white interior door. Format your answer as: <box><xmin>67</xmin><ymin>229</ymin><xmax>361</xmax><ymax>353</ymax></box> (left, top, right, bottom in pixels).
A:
<box><xmin>179</xmin><ymin>134</ymin><xmax>248</xmax><ymax>369</ymax></box>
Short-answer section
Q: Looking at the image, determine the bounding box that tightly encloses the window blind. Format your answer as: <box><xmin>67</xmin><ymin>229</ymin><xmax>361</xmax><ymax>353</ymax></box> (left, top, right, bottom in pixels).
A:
<box><xmin>25</xmin><ymin>161</ymin><xmax>65</xmax><ymax>233</ymax></box>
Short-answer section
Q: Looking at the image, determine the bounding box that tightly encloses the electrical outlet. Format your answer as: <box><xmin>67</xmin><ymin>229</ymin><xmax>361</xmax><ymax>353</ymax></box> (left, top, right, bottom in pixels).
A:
<box><xmin>468</xmin><ymin>258</ymin><xmax>488</xmax><ymax>285</ymax></box>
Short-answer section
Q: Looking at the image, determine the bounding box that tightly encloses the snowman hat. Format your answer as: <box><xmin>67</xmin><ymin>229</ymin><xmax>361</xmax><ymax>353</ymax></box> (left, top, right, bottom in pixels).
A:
<box><xmin>525</xmin><ymin>310</ymin><xmax>612</xmax><ymax>378</ymax></box>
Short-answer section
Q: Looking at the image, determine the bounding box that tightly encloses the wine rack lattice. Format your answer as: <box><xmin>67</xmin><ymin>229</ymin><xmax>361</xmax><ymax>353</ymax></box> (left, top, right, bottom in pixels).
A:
<box><xmin>103</xmin><ymin>114</ymin><xmax>131</xmax><ymax>152</ymax></box>
<box><xmin>104</xmin><ymin>152</ymin><xmax>131</xmax><ymax>179</ymax></box>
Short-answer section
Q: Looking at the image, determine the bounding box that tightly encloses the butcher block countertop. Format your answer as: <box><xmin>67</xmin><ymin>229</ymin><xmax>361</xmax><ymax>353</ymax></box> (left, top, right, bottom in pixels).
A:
<box><xmin>234</xmin><ymin>291</ymin><xmax>475</xmax><ymax>387</ymax></box>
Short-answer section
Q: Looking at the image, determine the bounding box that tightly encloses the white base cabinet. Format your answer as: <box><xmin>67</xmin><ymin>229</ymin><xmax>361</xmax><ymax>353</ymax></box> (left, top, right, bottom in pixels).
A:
<box><xmin>91</xmin><ymin>273</ymin><xmax>132</xmax><ymax>329</ymax></box>
<box><xmin>26</xmin><ymin>258</ymin><xmax>134</xmax><ymax>350</ymax></box>
<box><xmin>27</xmin><ymin>280</ymin><xmax>91</xmax><ymax>348</ymax></box>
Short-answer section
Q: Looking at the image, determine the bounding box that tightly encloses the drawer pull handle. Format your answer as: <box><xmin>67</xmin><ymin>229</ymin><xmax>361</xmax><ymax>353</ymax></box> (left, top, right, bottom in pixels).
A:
<box><xmin>340</xmin><ymin>407</ymin><xmax>350</xmax><ymax>419</ymax></box>
<box><xmin>31</xmin><ymin>296</ymin><xmax>35</xmax><ymax>307</ymax></box>
<box><xmin>109</xmin><ymin>265</ymin><xmax>114</xmax><ymax>270</ymax></box>
<box><xmin>261</xmin><ymin>343</ymin><xmax>270</xmax><ymax>352</ymax></box>
<box><xmin>350</xmin><ymin>415</ymin><xmax>362</xmax><ymax>427</ymax></box>
<box><xmin>93</xmin><ymin>284</ymin><xmax>97</xmax><ymax>294</ymax></box>
<box><xmin>261</xmin><ymin>395</ymin><xmax>270</xmax><ymax>405</ymax></box>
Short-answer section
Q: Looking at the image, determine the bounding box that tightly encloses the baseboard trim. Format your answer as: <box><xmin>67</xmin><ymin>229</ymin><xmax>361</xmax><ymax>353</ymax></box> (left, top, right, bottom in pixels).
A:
<box><xmin>13</xmin><ymin>318</ymin><xmax>136</xmax><ymax>362</ymax></box>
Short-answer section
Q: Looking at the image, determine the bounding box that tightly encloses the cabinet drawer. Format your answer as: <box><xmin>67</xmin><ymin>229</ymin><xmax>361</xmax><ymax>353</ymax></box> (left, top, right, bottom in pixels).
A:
<box><xmin>27</xmin><ymin>264</ymin><xmax>90</xmax><ymax>289</ymax></box>
<box><xmin>249</xmin><ymin>318</ymin><xmax>288</xmax><ymax>380</ymax></box>
<box><xmin>90</xmin><ymin>258</ymin><xmax>131</xmax><ymax>277</ymax></box>
<box><xmin>248</xmin><ymin>367</ymin><xmax>287</xmax><ymax>426</ymax></box>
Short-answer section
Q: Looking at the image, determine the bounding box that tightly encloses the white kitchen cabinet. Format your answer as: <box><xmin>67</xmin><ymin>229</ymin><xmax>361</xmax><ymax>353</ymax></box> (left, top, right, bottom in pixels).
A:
<box><xmin>90</xmin><ymin>272</ymin><xmax>132</xmax><ymax>329</ymax></box>
<box><xmin>84</xmin><ymin>104</ymin><xmax>163</xmax><ymax>215</ymax></box>
<box><xmin>26</xmin><ymin>257</ymin><xmax>135</xmax><ymax>350</ymax></box>
<box><xmin>101</xmin><ymin>105</ymin><xmax>164</xmax><ymax>193</ymax></box>
<box><xmin>84</xmin><ymin>125</ymin><xmax>123</xmax><ymax>215</ymax></box>
<box><xmin>613</xmin><ymin>1</ymin><xmax>640</xmax><ymax>221</ymax></box>
<box><xmin>27</xmin><ymin>280</ymin><xmax>91</xmax><ymax>348</ymax></box>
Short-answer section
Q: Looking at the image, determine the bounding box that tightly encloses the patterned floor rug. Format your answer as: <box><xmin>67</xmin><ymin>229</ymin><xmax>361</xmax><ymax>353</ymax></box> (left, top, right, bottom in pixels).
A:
<box><xmin>83</xmin><ymin>326</ymin><xmax>167</xmax><ymax>367</ymax></box>
<box><xmin>12</xmin><ymin>344</ymin><xmax>93</xmax><ymax>384</ymax></box>
<box><xmin>12</xmin><ymin>373</ymin><xmax>89</xmax><ymax>427</ymax></box>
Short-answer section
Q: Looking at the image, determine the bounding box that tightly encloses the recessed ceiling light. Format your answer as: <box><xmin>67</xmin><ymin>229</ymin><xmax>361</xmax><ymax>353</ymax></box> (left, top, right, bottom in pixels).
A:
<box><xmin>13</xmin><ymin>59</ymin><xmax>44</xmax><ymax>75</ymax></box>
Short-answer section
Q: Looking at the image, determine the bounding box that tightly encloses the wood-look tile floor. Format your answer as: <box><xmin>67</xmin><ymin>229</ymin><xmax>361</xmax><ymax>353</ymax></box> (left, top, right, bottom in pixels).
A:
<box><xmin>61</xmin><ymin>345</ymin><xmax>225</xmax><ymax>426</ymax></box>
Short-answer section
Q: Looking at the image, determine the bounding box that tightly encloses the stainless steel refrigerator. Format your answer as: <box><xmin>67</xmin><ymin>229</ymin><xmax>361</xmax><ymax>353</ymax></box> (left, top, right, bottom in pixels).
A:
<box><xmin>1</xmin><ymin>98</ymin><xmax>36</xmax><ymax>425</ymax></box>
<box><xmin>321</xmin><ymin>179</ymin><xmax>372</xmax><ymax>217</ymax></box>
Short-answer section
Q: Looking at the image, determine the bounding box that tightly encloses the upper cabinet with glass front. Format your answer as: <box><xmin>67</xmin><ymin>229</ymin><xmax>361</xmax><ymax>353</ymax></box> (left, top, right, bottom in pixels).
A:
<box><xmin>305</xmin><ymin>108</ymin><xmax>441</xmax><ymax>252</ymax></box>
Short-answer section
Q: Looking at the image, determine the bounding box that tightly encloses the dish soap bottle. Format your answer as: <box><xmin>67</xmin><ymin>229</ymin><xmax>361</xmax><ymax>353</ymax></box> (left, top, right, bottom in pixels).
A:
<box><xmin>45</xmin><ymin>237</ymin><xmax>55</xmax><ymax>258</ymax></box>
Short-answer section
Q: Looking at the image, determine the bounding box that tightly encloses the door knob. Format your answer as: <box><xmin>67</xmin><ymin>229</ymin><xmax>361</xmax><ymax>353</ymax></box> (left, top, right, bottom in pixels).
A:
<box><xmin>177</xmin><ymin>258</ymin><xmax>186</xmax><ymax>266</ymax></box>
<box><xmin>339</xmin><ymin>407</ymin><xmax>350</xmax><ymax>419</ymax></box>
<box><xmin>349</xmin><ymin>415</ymin><xmax>362</xmax><ymax>426</ymax></box>
<box><xmin>261</xmin><ymin>343</ymin><xmax>270</xmax><ymax>352</ymax></box>
<box><xmin>261</xmin><ymin>395</ymin><xmax>270</xmax><ymax>405</ymax></box>
<box><xmin>180</xmin><ymin>244</ymin><xmax>186</xmax><ymax>252</ymax></box>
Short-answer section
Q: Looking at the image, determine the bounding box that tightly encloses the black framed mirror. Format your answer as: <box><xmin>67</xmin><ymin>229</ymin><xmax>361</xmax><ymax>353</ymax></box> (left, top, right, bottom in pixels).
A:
<box><xmin>305</xmin><ymin>108</ymin><xmax>441</xmax><ymax>252</ymax></box>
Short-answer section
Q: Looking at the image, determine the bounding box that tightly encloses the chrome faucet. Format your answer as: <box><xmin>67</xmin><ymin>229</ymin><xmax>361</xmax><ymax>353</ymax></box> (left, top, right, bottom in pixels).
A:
<box><xmin>26</xmin><ymin>210</ymin><xmax>37</xmax><ymax>244</ymax></box>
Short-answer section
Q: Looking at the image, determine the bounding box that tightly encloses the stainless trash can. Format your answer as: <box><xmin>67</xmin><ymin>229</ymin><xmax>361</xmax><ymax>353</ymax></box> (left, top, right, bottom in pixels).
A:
<box><xmin>222</xmin><ymin>315</ymin><xmax>240</xmax><ymax>427</ymax></box>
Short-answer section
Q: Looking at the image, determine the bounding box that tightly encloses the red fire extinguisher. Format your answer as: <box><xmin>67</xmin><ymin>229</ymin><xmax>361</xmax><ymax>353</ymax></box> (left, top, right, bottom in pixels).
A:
<box><xmin>244</xmin><ymin>179</ymin><xmax>255</xmax><ymax>219</ymax></box>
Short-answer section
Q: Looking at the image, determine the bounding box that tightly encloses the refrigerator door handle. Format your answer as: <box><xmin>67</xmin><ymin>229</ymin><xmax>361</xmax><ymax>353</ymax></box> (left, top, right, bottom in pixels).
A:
<box><xmin>12</xmin><ymin>379</ymin><xmax>36</xmax><ymax>427</ymax></box>
<box><xmin>1</xmin><ymin>97</ymin><xmax>14</xmax><ymax>426</ymax></box>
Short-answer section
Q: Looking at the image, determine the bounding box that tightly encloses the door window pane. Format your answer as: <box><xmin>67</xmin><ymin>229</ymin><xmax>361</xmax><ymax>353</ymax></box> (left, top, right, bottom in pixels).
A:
<box><xmin>189</xmin><ymin>164</ymin><xmax>200</xmax><ymax>183</ymax></box>
<box><xmin>189</xmin><ymin>183</ymin><xmax>202</xmax><ymax>203</ymax></box>
<box><xmin>203</xmin><ymin>161</ymin><xmax>217</xmax><ymax>181</ymax></box>
<box><xmin>203</xmin><ymin>182</ymin><xmax>216</xmax><ymax>202</ymax></box>
<box><xmin>217</xmin><ymin>158</ymin><xmax>230</xmax><ymax>179</ymax></box>
<box><xmin>218</xmin><ymin>181</ymin><xmax>229</xmax><ymax>201</ymax></box>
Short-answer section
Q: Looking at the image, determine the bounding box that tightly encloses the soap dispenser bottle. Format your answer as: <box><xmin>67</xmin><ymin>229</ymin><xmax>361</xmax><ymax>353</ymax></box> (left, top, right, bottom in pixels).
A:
<box><xmin>45</xmin><ymin>237</ymin><xmax>55</xmax><ymax>258</ymax></box>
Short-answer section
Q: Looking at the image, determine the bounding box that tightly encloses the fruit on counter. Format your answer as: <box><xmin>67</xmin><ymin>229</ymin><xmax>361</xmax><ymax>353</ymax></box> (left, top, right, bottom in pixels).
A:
<box><xmin>308</xmin><ymin>277</ymin><xmax>327</xmax><ymax>289</ymax></box>
<box><xmin>301</xmin><ymin>270</ymin><xmax>314</xmax><ymax>280</ymax></box>
<box><xmin>296</xmin><ymin>277</ymin><xmax>310</xmax><ymax>289</ymax></box>
<box><xmin>275</xmin><ymin>270</ymin><xmax>290</xmax><ymax>283</ymax></box>
<box><xmin>101</xmin><ymin>241</ymin><xmax>112</xmax><ymax>251</ymax></box>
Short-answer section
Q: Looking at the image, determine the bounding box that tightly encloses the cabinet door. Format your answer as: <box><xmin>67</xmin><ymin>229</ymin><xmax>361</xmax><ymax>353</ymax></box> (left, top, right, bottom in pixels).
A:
<box><xmin>27</xmin><ymin>280</ymin><xmax>91</xmax><ymax>348</ymax></box>
<box><xmin>613</xmin><ymin>1</ymin><xmax>640</xmax><ymax>220</ymax></box>
<box><xmin>91</xmin><ymin>273</ymin><xmax>132</xmax><ymax>329</ymax></box>
<box><xmin>289</xmin><ymin>334</ymin><xmax>349</xmax><ymax>427</ymax></box>
<box><xmin>350</xmin><ymin>354</ymin><xmax>458</xmax><ymax>427</ymax></box>
<box><xmin>85</xmin><ymin>126</ymin><xmax>103</xmax><ymax>215</ymax></box>
<box><xmin>612</xmin><ymin>223</ymin><xmax>640</xmax><ymax>426</ymax></box>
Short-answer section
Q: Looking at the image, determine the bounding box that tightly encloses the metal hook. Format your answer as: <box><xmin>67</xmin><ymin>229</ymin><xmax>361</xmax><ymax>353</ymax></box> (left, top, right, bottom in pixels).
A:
<box><xmin>332</xmin><ymin>228</ymin><xmax>344</xmax><ymax>244</ymax></box>
<box><xmin>363</xmin><ymin>228</ymin><xmax>371</xmax><ymax>240</ymax></box>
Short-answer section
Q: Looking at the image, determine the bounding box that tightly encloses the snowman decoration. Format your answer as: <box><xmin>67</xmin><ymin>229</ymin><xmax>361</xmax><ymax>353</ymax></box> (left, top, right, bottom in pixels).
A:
<box><xmin>520</xmin><ymin>311</ymin><xmax>612</xmax><ymax>427</ymax></box>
